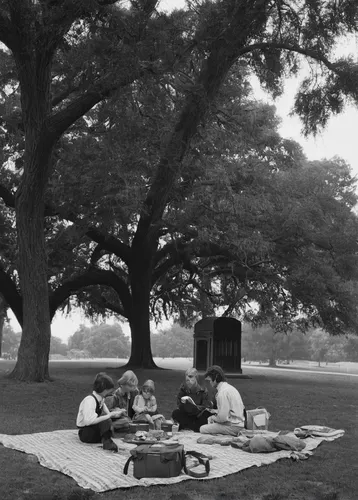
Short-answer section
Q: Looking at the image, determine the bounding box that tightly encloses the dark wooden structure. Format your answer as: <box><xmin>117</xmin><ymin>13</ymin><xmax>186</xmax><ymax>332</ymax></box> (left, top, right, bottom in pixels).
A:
<box><xmin>193</xmin><ymin>317</ymin><xmax>242</xmax><ymax>373</ymax></box>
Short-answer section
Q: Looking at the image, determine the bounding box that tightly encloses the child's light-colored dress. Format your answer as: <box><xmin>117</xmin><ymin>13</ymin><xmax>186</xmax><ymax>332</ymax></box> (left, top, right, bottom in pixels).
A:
<box><xmin>132</xmin><ymin>394</ymin><xmax>165</xmax><ymax>429</ymax></box>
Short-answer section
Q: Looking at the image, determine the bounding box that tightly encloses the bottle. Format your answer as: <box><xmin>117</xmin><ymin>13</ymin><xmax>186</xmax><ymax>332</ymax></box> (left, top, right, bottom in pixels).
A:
<box><xmin>172</xmin><ymin>422</ymin><xmax>179</xmax><ymax>435</ymax></box>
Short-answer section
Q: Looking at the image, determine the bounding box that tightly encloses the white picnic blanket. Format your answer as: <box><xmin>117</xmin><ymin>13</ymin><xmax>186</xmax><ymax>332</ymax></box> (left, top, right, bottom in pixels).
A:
<box><xmin>0</xmin><ymin>427</ymin><xmax>344</xmax><ymax>492</ymax></box>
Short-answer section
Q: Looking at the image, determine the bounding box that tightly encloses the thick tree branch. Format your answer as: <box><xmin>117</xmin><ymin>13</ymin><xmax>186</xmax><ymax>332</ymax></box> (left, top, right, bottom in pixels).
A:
<box><xmin>238</xmin><ymin>41</ymin><xmax>338</xmax><ymax>73</ymax></box>
<box><xmin>42</xmin><ymin>205</ymin><xmax>132</xmax><ymax>264</ymax></box>
<box><xmin>46</xmin><ymin>0</ymin><xmax>161</xmax><ymax>129</ymax></box>
<box><xmin>0</xmin><ymin>266</ymin><xmax>23</xmax><ymax>326</ymax></box>
<box><xmin>0</xmin><ymin>184</ymin><xmax>15</xmax><ymax>208</ymax></box>
<box><xmin>51</xmin><ymin>83</ymin><xmax>80</xmax><ymax>108</ymax></box>
<box><xmin>97</xmin><ymin>0</ymin><xmax>122</xmax><ymax>5</ymax></box>
<box><xmin>49</xmin><ymin>268</ymin><xmax>132</xmax><ymax>320</ymax></box>
<box><xmin>90</xmin><ymin>244</ymin><xmax>105</xmax><ymax>266</ymax></box>
<box><xmin>86</xmin><ymin>229</ymin><xmax>131</xmax><ymax>266</ymax></box>
<box><xmin>153</xmin><ymin>237</ymin><xmax>266</xmax><ymax>285</ymax></box>
<box><xmin>0</xmin><ymin>186</ymin><xmax>132</xmax><ymax>265</ymax></box>
<box><xmin>47</xmin><ymin>65</ymin><xmax>150</xmax><ymax>141</ymax></box>
<box><xmin>154</xmin><ymin>230</ymin><xmax>198</xmax><ymax>265</ymax></box>
<box><xmin>0</xmin><ymin>10</ymin><xmax>17</xmax><ymax>51</ymax></box>
<box><xmin>134</xmin><ymin>1</ymin><xmax>271</xmax><ymax>244</ymax></box>
<box><xmin>221</xmin><ymin>289</ymin><xmax>247</xmax><ymax>317</ymax></box>
<box><xmin>152</xmin><ymin>255</ymin><xmax>183</xmax><ymax>285</ymax></box>
<box><xmin>96</xmin><ymin>296</ymin><xmax>127</xmax><ymax>318</ymax></box>
<box><xmin>154</xmin><ymin>240</ymin><xmax>188</xmax><ymax>266</ymax></box>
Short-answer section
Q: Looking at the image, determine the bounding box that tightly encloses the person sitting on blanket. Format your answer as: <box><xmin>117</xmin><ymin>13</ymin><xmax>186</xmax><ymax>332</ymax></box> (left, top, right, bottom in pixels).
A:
<box><xmin>76</xmin><ymin>372</ymin><xmax>121</xmax><ymax>452</ymax></box>
<box><xmin>104</xmin><ymin>370</ymin><xmax>139</xmax><ymax>431</ymax></box>
<box><xmin>172</xmin><ymin>367</ymin><xmax>214</xmax><ymax>432</ymax></box>
<box><xmin>200</xmin><ymin>365</ymin><xmax>245</xmax><ymax>436</ymax></box>
<box><xmin>132</xmin><ymin>379</ymin><xmax>164</xmax><ymax>429</ymax></box>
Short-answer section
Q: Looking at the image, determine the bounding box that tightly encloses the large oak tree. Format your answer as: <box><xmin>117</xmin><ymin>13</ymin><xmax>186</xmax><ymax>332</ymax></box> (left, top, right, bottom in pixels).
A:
<box><xmin>0</xmin><ymin>0</ymin><xmax>358</xmax><ymax>380</ymax></box>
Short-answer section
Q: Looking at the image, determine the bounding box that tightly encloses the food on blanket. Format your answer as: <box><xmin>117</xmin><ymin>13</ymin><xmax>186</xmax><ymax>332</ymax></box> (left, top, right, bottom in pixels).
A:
<box><xmin>147</xmin><ymin>430</ymin><xmax>165</xmax><ymax>440</ymax></box>
<box><xmin>123</xmin><ymin>429</ymin><xmax>171</xmax><ymax>443</ymax></box>
<box><xmin>134</xmin><ymin>431</ymin><xmax>148</xmax><ymax>440</ymax></box>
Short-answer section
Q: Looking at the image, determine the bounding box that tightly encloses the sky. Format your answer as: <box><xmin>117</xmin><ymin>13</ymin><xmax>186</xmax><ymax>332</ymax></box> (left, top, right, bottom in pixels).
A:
<box><xmin>253</xmin><ymin>73</ymin><xmax>358</xmax><ymax>176</ymax></box>
<box><xmin>8</xmin><ymin>0</ymin><xmax>358</xmax><ymax>343</ymax></box>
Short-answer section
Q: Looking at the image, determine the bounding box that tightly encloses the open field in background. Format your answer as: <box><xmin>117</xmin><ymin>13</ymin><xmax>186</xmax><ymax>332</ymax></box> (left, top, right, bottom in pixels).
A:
<box><xmin>3</xmin><ymin>357</ymin><xmax>357</xmax><ymax>373</ymax></box>
<box><xmin>244</xmin><ymin>360</ymin><xmax>358</xmax><ymax>374</ymax></box>
<box><xmin>0</xmin><ymin>358</ymin><xmax>357</xmax><ymax>500</ymax></box>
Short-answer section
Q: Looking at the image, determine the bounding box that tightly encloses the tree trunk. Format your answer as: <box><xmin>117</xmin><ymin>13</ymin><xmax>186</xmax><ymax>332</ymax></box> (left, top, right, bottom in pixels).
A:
<box><xmin>199</xmin><ymin>272</ymin><xmax>215</xmax><ymax>319</ymax></box>
<box><xmin>269</xmin><ymin>333</ymin><xmax>277</xmax><ymax>366</ymax></box>
<box><xmin>268</xmin><ymin>354</ymin><xmax>277</xmax><ymax>367</ymax></box>
<box><xmin>126</xmin><ymin>269</ymin><xmax>158</xmax><ymax>368</ymax></box>
<box><xmin>7</xmin><ymin>25</ymin><xmax>55</xmax><ymax>381</ymax></box>
<box><xmin>126</xmin><ymin>244</ymin><xmax>158</xmax><ymax>368</ymax></box>
<box><xmin>9</xmin><ymin>117</ymin><xmax>54</xmax><ymax>382</ymax></box>
<box><xmin>0</xmin><ymin>294</ymin><xmax>7</xmax><ymax>358</ymax></box>
<box><xmin>9</xmin><ymin>168</ymin><xmax>52</xmax><ymax>381</ymax></box>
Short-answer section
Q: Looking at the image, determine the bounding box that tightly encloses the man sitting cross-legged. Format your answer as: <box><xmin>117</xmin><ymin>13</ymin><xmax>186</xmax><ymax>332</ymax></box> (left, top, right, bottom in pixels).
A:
<box><xmin>200</xmin><ymin>365</ymin><xmax>245</xmax><ymax>436</ymax></box>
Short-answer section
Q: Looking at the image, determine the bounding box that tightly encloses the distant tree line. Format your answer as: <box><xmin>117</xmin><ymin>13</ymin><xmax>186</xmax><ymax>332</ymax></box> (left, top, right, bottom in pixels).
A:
<box><xmin>67</xmin><ymin>324</ymin><xmax>130</xmax><ymax>359</ymax></box>
<box><xmin>242</xmin><ymin>324</ymin><xmax>358</xmax><ymax>366</ymax></box>
<box><xmin>151</xmin><ymin>325</ymin><xmax>193</xmax><ymax>358</ymax></box>
<box><xmin>2</xmin><ymin>321</ymin><xmax>358</xmax><ymax>365</ymax></box>
<box><xmin>1</xmin><ymin>323</ymin><xmax>130</xmax><ymax>360</ymax></box>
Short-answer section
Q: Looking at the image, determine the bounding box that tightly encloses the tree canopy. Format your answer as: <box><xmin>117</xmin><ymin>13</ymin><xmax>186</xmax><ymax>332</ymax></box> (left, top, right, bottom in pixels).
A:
<box><xmin>0</xmin><ymin>1</ymin><xmax>358</xmax><ymax>380</ymax></box>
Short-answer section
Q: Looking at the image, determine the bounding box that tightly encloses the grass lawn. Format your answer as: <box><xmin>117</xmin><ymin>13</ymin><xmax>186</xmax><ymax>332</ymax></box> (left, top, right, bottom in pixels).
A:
<box><xmin>0</xmin><ymin>359</ymin><xmax>357</xmax><ymax>500</ymax></box>
<box><xmin>242</xmin><ymin>360</ymin><xmax>358</xmax><ymax>375</ymax></box>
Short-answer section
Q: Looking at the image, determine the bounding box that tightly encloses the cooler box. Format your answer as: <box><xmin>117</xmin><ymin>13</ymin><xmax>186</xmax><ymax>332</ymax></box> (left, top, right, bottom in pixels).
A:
<box><xmin>123</xmin><ymin>443</ymin><xmax>184</xmax><ymax>478</ymax></box>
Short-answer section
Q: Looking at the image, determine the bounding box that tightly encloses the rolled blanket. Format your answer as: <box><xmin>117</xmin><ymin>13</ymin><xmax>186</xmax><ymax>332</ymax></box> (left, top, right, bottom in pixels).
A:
<box><xmin>294</xmin><ymin>426</ymin><xmax>345</xmax><ymax>439</ymax></box>
<box><xmin>197</xmin><ymin>436</ymin><xmax>234</xmax><ymax>446</ymax></box>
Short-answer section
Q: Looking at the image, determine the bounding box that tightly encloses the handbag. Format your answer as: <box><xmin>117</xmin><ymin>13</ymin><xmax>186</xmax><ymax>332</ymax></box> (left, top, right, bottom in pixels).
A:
<box><xmin>123</xmin><ymin>443</ymin><xmax>210</xmax><ymax>479</ymax></box>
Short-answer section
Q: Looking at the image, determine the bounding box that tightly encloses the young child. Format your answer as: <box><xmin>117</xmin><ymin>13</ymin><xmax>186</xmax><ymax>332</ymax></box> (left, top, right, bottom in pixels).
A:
<box><xmin>104</xmin><ymin>370</ymin><xmax>139</xmax><ymax>431</ymax></box>
<box><xmin>132</xmin><ymin>379</ymin><xmax>163</xmax><ymax>429</ymax></box>
<box><xmin>76</xmin><ymin>372</ymin><xmax>121</xmax><ymax>451</ymax></box>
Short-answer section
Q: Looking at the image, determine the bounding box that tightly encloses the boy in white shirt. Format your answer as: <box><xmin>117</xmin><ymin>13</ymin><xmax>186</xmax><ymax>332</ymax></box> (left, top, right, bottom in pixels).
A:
<box><xmin>76</xmin><ymin>372</ymin><xmax>122</xmax><ymax>451</ymax></box>
<box><xmin>200</xmin><ymin>365</ymin><xmax>245</xmax><ymax>436</ymax></box>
